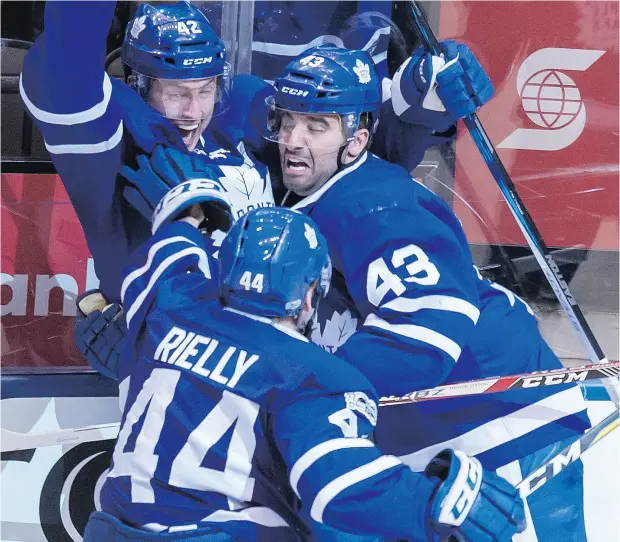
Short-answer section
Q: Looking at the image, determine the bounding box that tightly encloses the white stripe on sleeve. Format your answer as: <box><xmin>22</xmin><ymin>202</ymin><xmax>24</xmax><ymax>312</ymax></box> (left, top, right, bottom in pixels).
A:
<box><xmin>121</xmin><ymin>236</ymin><xmax>199</xmax><ymax>302</ymax></box>
<box><xmin>125</xmin><ymin>247</ymin><xmax>211</xmax><ymax>327</ymax></box>
<box><xmin>365</xmin><ymin>314</ymin><xmax>462</xmax><ymax>361</ymax></box>
<box><xmin>20</xmin><ymin>73</ymin><xmax>113</xmax><ymax>125</ymax></box>
<box><xmin>289</xmin><ymin>438</ymin><xmax>375</xmax><ymax>498</ymax></box>
<box><xmin>44</xmin><ymin>121</ymin><xmax>123</xmax><ymax>155</ymax></box>
<box><xmin>202</xmin><ymin>506</ymin><xmax>290</xmax><ymax>528</ymax></box>
<box><xmin>310</xmin><ymin>455</ymin><xmax>402</xmax><ymax>523</ymax></box>
<box><xmin>390</xmin><ymin>58</ymin><xmax>411</xmax><ymax>116</ymax></box>
<box><xmin>382</xmin><ymin>295</ymin><xmax>480</xmax><ymax>324</ymax></box>
<box><xmin>398</xmin><ymin>386</ymin><xmax>589</xmax><ymax>472</ymax></box>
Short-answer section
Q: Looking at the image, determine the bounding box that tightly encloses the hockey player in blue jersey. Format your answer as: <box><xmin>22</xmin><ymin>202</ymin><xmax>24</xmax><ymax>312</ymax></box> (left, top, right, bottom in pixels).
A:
<box><xmin>83</xmin><ymin>178</ymin><xmax>525</xmax><ymax>540</ymax></box>
<box><xmin>262</xmin><ymin>46</ymin><xmax>592</xmax><ymax>541</ymax></box>
<box><xmin>20</xmin><ymin>0</ymin><xmax>493</xmax><ymax>378</ymax></box>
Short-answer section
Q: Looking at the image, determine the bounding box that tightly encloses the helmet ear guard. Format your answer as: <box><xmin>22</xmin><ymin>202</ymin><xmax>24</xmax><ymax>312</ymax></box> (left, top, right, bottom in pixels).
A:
<box><xmin>126</xmin><ymin>73</ymin><xmax>151</xmax><ymax>100</ymax></box>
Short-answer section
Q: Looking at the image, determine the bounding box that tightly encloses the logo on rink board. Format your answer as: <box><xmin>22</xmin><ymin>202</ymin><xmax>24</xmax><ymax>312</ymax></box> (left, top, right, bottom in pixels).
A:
<box><xmin>498</xmin><ymin>48</ymin><xmax>605</xmax><ymax>151</ymax></box>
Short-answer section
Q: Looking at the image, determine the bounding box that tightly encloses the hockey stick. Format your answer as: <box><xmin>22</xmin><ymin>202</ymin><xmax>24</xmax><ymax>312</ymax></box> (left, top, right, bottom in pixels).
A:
<box><xmin>379</xmin><ymin>360</ymin><xmax>620</xmax><ymax>406</ymax></box>
<box><xmin>408</xmin><ymin>2</ymin><xmax>610</xmax><ymax>369</ymax></box>
<box><xmin>518</xmin><ymin>408</ymin><xmax>619</xmax><ymax>498</ymax></box>
<box><xmin>1</xmin><ymin>422</ymin><xmax>120</xmax><ymax>452</ymax></box>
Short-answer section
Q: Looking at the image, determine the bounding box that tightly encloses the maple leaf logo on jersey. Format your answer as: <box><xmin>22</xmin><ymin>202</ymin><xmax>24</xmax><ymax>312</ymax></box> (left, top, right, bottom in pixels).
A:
<box><xmin>353</xmin><ymin>59</ymin><xmax>371</xmax><ymax>84</ymax></box>
<box><xmin>130</xmin><ymin>15</ymin><xmax>147</xmax><ymax>39</ymax></box>
<box><xmin>219</xmin><ymin>165</ymin><xmax>264</xmax><ymax>200</ymax></box>
<box><xmin>311</xmin><ymin>310</ymin><xmax>358</xmax><ymax>353</ymax></box>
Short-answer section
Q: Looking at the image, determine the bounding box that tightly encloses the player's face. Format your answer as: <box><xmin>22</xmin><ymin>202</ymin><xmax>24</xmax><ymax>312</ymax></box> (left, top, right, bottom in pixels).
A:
<box><xmin>277</xmin><ymin>111</ymin><xmax>346</xmax><ymax>196</ymax></box>
<box><xmin>148</xmin><ymin>77</ymin><xmax>218</xmax><ymax>151</ymax></box>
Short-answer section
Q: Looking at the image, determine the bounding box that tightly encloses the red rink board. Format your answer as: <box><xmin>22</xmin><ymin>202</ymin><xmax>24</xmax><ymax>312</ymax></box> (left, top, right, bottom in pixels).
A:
<box><xmin>440</xmin><ymin>1</ymin><xmax>619</xmax><ymax>250</ymax></box>
<box><xmin>1</xmin><ymin>173</ymin><xmax>91</xmax><ymax>367</ymax></box>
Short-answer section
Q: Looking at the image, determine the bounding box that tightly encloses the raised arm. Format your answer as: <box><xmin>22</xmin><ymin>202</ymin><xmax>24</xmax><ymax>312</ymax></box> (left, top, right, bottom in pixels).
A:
<box><xmin>20</xmin><ymin>1</ymin><xmax>125</xmax><ymax>231</ymax></box>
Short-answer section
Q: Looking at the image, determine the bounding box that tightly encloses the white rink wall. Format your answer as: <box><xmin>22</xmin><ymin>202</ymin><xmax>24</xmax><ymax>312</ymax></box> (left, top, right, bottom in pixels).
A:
<box><xmin>1</xmin><ymin>395</ymin><xmax>618</xmax><ymax>542</ymax></box>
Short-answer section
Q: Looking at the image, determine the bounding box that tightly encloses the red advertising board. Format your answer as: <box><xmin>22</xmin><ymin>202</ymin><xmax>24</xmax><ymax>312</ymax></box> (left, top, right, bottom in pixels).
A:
<box><xmin>440</xmin><ymin>1</ymin><xmax>619</xmax><ymax>250</ymax></box>
<box><xmin>1</xmin><ymin>2</ymin><xmax>618</xmax><ymax>371</ymax></box>
<box><xmin>1</xmin><ymin>173</ymin><xmax>94</xmax><ymax>368</ymax></box>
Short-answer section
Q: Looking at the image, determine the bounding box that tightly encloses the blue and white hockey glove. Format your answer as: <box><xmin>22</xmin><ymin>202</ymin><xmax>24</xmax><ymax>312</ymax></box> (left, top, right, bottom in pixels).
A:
<box><xmin>426</xmin><ymin>449</ymin><xmax>525</xmax><ymax>541</ymax></box>
<box><xmin>391</xmin><ymin>40</ymin><xmax>494</xmax><ymax>132</ymax></box>
<box><xmin>75</xmin><ymin>290</ymin><xmax>125</xmax><ymax>380</ymax></box>
<box><xmin>122</xmin><ymin>146</ymin><xmax>232</xmax><ymax>233</ymax></box>
<box><xmin>152</xmin><ymin>178</ymin><xmax>233</xmax><ymax>235</ymax></box>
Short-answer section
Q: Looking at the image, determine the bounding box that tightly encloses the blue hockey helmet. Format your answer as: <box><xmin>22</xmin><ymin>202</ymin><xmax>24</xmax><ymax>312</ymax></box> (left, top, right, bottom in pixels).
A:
<box><xmin>266</xmin><ymin>44</ymin><xmax>382</xmax><ymax>142</ymax></box>
<box><xmin>219</xmin><ymin>208</ymin><xmax>332</xmax><ymax>319</ymax></box>
<box><xmin>122</xmin><ymin>2</ymin><xmax>227</xmax><ymax>80</ymax></box>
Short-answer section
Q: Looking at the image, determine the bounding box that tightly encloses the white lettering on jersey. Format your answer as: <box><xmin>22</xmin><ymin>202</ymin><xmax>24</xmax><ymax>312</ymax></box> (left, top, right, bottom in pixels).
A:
<box><xmin>367</xmin><ymin>244</ymin><xmax>440</xmax><ymax>307</ymax></box>
<box><xmin>109</xmin><ymin>369</ymin><xmax>258</xmax><ymax>504</ymax></box>
<box><xmin>154</xmin><ymin>326</ymin><xmax>260</xmax><ymax>389</ymax></box>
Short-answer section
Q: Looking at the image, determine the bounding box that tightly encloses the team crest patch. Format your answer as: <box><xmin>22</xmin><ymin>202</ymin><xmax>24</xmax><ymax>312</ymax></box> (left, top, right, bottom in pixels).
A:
<box><xmin>353</xmin><ymin>59</ymin><xmax>371</xmax><ymax>84</ymax></box>
<box><xmin>130</xmin><ymin>15</ymin><xmax>147</xmax><ymax>39</ymax></box>
<box><xmin>345</xmin><ymin>391</ymin><xmax>378</xmax><ymax>426</ymax></box>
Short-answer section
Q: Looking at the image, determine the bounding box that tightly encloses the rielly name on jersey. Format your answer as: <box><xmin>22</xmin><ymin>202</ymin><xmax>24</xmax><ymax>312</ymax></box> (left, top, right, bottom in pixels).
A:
<box><xmin>100</xmin><ymin>220</ymin><xmax>447</xmax><ymax>541</ymax></box>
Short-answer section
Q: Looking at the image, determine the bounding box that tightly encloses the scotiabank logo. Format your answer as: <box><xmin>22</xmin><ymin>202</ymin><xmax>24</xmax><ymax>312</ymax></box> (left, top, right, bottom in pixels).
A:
<box><xmin>1</xmin><ymin>258</ymin><xmax>99</xmax><ymax>317</ymax></box>
<box><xmin>498</xmin><ymin>48</ymin><xmax>605</xmax><ymax>151</ymax></box>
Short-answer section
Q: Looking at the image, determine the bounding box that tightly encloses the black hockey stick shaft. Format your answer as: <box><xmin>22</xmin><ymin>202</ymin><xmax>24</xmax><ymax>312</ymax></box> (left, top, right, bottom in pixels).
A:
<box><xmin>517</xmin><ymin>409</ymin><xmax>619</xmax><ymax>498</ymax></box>
<box><xmin>409</xmin><ymin>2</ymin><xmax>607</xmax><ymax>364</ymax></box>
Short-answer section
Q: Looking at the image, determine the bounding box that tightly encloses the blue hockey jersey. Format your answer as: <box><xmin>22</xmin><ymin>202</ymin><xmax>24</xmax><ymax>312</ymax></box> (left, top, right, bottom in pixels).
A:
<box><xmin>100</xmin><ymin>220</ymin><xmax>438</xmax><ymax>541</ymax></box>
<box><xmin>291</xmin><ymin>152</ymin><xmax>591</xmax><ymax>471</ymax></box>
<box><xmin>19</xmin><ymin>1</ymin><xmax>276</xmax><ymax>302</ymax></box>
<box><xmin>20</xmin><ymin>1</ymin><xmax>451</xmax><ymax>303</ymax></box>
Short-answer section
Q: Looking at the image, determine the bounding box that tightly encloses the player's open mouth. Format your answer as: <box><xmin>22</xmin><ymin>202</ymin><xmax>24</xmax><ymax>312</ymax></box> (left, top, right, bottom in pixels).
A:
<box><xmin>176</xmin><ymin>123</ymin><xmax>201</xmax><ymax>139</ymax></box>
<box><xmin>285</xmin><ymin>156</ymin><xmax>311</xmax><ymax>172</ymax></box>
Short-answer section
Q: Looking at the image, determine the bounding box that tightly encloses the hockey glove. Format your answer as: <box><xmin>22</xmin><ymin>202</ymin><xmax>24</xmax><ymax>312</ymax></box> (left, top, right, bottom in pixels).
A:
<box><xmin>425</xmin><ymin>449</ymin><xmax>525</xmax><ymax>541</ymax></box>
<box><xmin>152</xmin><ymin>177</ymin><xmax>233</xmax><ymax>235</ymax></box>
<box><xmin>74</xmin><ymin>290</ymin><xmax>126</xmax><ymax>380</ymax></box>
<box><xmin>391</xmin><ymin>40</ymin><xmax>494</xmax><ymax>132</ymax></box>
<box><xmin>122</xmin><ymin>145</ymin><xmax>232</xmax><ymax>233</ymax></box>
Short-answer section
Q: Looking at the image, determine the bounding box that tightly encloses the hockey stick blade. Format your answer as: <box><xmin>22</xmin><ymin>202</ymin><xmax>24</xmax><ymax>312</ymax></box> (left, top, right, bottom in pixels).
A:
<box><xmin>518</xmin><ymin>409</ymin><xmax>619</xmax><ymax>498</ymax></box>
<box><xmin>1</xmin><ymin>422</ymin><xmax>120</xmax><ymax>452</ymax></box>
<box><xmin>379</xmin><ymin>360</ymin><xmax>620</xmax><ymax>406</ymax></box>
<box><xmin>408</xmin><ymin>2</ymin><xmax>611</xmax><ymax>375</ymax></box>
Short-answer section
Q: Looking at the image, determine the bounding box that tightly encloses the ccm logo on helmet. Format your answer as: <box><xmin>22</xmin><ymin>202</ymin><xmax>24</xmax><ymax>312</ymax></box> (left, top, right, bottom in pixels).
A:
<box><xmin>281</xmin><ymin>86</ymin><xmax>309</xmax><ymax>97</ymax></box>
<box><xmin>183</xmin><ymin>57</ymin><xmax>213</xmax><ymax>66</ymax></box>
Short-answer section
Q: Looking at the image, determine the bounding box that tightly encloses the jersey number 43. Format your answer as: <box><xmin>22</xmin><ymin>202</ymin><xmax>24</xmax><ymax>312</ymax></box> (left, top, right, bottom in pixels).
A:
<box><xmin>367</xmin><ymin>244</ymin><xmax>440</xmax><ymax>307</ymax></box>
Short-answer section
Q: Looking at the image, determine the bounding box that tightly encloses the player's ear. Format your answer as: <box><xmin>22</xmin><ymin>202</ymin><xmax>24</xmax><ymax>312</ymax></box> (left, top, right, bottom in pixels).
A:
<box><xmin>302</xmin><ymin>286</ymin><xmax>314</xmax><ymax>313</ymax></box>
<box><xmin>302</xmin><ymin>282</ymin><xmax>318</xmax><ymax>313</ymax></box>
<box><xmin>345</xmin><ymin>128</ymin><xmax>370</xmax><ymax>161</ymax></box>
